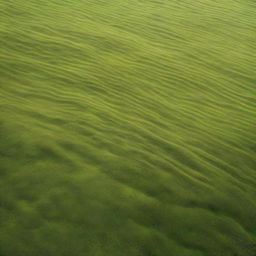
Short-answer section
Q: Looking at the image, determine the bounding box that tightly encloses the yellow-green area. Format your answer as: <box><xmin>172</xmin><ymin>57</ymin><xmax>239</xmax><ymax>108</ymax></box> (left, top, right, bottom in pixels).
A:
<box><xmin>0</xmin><ymin>0</ymin><xmax>256</xmax><ymax>255</ymax></box>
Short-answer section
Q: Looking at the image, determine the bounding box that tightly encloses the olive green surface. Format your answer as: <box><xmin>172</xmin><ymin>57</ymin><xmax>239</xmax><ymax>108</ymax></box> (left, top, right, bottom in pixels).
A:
<box><xmin>0</xmin><ymin>0</ymin><xmax>256</xmax><ymax>255</ymax></box>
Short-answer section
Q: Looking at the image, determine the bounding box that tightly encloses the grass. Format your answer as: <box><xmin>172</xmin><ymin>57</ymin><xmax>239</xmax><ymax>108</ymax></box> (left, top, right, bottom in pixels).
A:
<box><xmin>0</xmin><ymin>0</ymin><xmax>256</xmax><ymax>255</ymax></box>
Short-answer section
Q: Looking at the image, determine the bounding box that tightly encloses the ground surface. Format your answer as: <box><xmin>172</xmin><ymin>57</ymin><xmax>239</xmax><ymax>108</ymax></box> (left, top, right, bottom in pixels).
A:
<box><xmin>0</xmin><ymin>0</ymin><xmax>256</xmax><ymax>255</ymax></box>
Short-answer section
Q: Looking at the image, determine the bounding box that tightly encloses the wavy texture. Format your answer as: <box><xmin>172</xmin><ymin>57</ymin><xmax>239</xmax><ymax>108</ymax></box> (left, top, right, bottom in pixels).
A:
<box><xmin>0</xmin><ymin>0</ymin><xmax>256</xmax><ymax>255</ymax></box>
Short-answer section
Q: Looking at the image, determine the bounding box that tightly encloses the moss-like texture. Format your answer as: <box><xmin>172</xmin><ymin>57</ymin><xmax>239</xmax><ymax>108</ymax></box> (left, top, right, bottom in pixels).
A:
<box><xmin>0</xmin><ymin>0</ymin><xmax>255</xmax><ymax>255</ymax></box>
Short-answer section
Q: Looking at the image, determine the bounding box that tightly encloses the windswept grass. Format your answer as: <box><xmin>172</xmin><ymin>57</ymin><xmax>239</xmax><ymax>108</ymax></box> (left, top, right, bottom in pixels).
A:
<box><xmin>0</xmin><ymin>0</ymin><xmax>256</xmax><ymax>255</ymax></box>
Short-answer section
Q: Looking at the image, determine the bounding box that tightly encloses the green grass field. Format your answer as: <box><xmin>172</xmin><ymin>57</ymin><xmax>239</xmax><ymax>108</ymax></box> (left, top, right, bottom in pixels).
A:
<box><xmin>0</xmin><ymin>0</ymin><xmax>256</xmax><ymax>255</ymax></box>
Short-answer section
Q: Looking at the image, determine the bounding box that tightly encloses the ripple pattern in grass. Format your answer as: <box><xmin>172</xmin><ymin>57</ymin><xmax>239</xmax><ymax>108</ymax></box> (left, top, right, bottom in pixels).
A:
<box><xmin>0</xmin><ymin>0</ymin><xmax>256</xmax><ymax>255</ymax></box>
